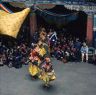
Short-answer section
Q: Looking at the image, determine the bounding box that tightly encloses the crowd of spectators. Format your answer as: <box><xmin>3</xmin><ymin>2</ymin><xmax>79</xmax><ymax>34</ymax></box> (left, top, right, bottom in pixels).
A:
<box><xmin>49</xmin><ymin>31</ymin><xmax>82</xmax><ymax>63</ymax></box>
<box><xmin>0</xmin><ymin>27</ymin><xmax>96</xmax><ymax>68</ymax></box>
<box><xmin>48</xmin><ymin>29</ymin><xmax>96</xmax><ymax>64</ymax></box>
<box><xmin>0</xmin><ymin>41</ymin><xmax>30</xmax><ymax>68</ymax></box>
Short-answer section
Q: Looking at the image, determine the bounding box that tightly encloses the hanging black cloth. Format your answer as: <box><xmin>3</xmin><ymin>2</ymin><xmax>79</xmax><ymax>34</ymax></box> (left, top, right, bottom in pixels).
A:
<box><xmin>35</xmin><ymin>5</ymin><xmax>78</xmax><ymax>28</ymax></box>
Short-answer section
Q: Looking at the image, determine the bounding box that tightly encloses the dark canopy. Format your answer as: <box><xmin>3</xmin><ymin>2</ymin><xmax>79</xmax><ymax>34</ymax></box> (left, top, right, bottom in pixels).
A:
<box><xmin>35</xmin><ymin>5</ymin><xmax>78</xmax><ymax>28</ymax></box>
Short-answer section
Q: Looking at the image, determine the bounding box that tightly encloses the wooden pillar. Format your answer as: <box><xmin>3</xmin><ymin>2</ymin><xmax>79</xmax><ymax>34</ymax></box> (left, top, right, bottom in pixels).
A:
<box><xmin>30</xmin><ymin>12</ymin><xmax>37</xmax><ymax>36</ymax></box>
<box><xmin>86</xmin><ymin>14</ymin><xmax>93</xmax><ymax>46</ymax></box>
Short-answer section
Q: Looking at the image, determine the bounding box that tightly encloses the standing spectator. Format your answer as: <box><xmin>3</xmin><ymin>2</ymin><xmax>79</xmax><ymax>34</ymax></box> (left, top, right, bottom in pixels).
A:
<box><xmin>81</xmin><ymin>42</ymin><xmax>89</xmax><ymax>62</ymax></box>
<box><xmin>74</xmin><ymin>38</ymin><xmax>82</xmax><ymax>61</ymax></box>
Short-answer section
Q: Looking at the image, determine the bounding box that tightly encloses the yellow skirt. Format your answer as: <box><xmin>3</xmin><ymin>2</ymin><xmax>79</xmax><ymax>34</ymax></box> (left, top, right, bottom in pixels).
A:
<box><xmin>39</xmin><ymin>70</ymin><xmax>56</xmax><ymax>83</ymax></box>
<box><xmin>29</xmin><ymin>63</ymin><xmax>40</xmax><ymax>76</ymax></box>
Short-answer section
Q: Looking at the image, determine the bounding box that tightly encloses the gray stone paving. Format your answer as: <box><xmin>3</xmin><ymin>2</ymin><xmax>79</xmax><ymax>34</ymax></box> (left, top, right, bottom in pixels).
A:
<box><xmin>0</xmin><ymin>59</ymin><xmax>96</xmax><ymax>95</ymax></box>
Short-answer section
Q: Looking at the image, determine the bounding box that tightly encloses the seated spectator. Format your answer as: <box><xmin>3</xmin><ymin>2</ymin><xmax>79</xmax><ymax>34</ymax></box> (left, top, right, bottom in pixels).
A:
<box><xmin>80</xmin><ymin>42</ymin><xmax>88</xmax><ymax>62</ymax></box>
<box><xmin>92</xmin><ymin>50</ymin><xmax>96</xmax><ymax>65</ymax></box>
<box><xmin>2</xmin><ymin>53</ymin><xmax>7</xmax><ymax>64</ymax></box>
<box><xmin>7</xmin><ymin>52</ymin><xmax>13</xmax><ymax>68</ymax></box>
<box><xmin>0</xmin><ymin>54</ymin><xmax>4</xmax><ymax>66</ymax></box>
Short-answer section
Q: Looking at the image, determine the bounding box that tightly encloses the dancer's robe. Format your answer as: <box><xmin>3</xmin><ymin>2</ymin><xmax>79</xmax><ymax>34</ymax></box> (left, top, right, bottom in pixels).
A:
<box><xmin>39</xmin><ymin>62</ymin><xmax>56</xmax><ymax>85</ymax></box>
<box><xmin>29</xmin><ymin>49</ymin><xmax>41</xmax><ymax>76</ymax></box>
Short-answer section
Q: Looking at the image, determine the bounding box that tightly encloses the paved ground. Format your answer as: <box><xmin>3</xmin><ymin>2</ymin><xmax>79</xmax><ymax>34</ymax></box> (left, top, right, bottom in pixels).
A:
<box><xmin>0</xmin><ymin>59</ymin><xmax>96</xmax><ymax>95</ymax></box>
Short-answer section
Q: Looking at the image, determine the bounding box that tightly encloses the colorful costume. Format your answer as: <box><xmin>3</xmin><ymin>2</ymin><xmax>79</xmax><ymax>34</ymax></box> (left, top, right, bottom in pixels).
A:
<box><xmin>28</xmin><ymin>40</ymin><xmax>56</xmax><ymax>87</ymax></box>
<box><xmin>39</xmin><ymin>58</ymin><xmax>56</xmax><ymax>87</ymax></box>
<box><xmin>28</xmin><ymin>47</ymin><xmax>41</xmax><ymax>77</ymax></box>
<box><xmin>29</xmin><ymin>58</ymin><xmax>40</xmax><ymax>77</ymax></box>
<box><xmin>39</xmin><ymin>46</ymin><xmax>46</xmax><ymax>58</ymax></box>
<box><xmin>29</xmin><ymin>45</ymin><xmax>46</xmax><ymax>77</ymax></box>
